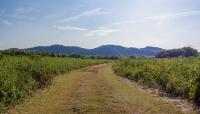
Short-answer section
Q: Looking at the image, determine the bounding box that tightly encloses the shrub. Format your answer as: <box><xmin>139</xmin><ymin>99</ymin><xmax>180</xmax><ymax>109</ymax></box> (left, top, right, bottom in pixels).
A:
<box><xmin>0</xmin><ymin>56</ymin><xmax>107</xmax><ymax>112</ymax></box>
<box><xmin>113</xmin><ymin>57</ymin><xmax>200</xmax><ymax>103</ymax></box>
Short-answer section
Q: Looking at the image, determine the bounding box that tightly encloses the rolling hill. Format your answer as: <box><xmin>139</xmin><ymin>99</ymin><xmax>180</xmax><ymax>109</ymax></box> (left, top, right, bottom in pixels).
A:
<box><xmin>25</xmin><ymin>44</ymin><xmax>164</xmax><ymax>56</ymax></box>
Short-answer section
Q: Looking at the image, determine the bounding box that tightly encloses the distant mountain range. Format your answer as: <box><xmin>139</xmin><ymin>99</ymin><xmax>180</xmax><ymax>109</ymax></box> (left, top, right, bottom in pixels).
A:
<box><xmin>25</xmin><ymin>44</ymin><xmax>164</xmax><ymax>56</ymax></box>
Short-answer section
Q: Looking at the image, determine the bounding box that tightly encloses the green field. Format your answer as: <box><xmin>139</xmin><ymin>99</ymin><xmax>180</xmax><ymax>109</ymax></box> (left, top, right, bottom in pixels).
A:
<box><xmin>0</xmin><ymin>56</ymin><xmax>107</xmax><ymax>112</ymax></box>
<box><xmin>113</xmin><ymin>57</ymin><xmax>200</xmax><ymax>104</ymax></box>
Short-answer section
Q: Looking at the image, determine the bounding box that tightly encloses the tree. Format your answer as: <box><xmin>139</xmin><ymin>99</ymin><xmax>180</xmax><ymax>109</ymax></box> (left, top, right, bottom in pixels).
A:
<box><xmin>156</xmin><ymin>47</ymin><xmax>198</xmax><ymax>58</ymax></box>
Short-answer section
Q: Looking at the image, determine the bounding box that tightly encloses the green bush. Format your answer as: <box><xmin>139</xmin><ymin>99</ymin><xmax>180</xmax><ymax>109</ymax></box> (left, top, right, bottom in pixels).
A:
<box><xmin>0</xmin><ymin>56</ymin><xmax>107</xmax><ymax>112</ymax></box>
<box><xmin>113</xmin><ymin>57</ymin><xmax>200</xmax><ymax>103</ymax></box>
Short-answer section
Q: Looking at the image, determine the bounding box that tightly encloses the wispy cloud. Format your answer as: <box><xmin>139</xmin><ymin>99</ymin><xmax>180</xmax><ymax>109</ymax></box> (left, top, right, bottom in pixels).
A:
<box><xmin>146</xmin><ymin>10</ymin><xmax>200</xmax><ymax>24</ymax></box>
<box><xmin>85</xmin><ymin>27</ymin><xmax>120</xmax><ymax>36</ymax></box>
<box><xmin>54</xmin><ymin>25</ymin><xmax>88</xmax><ymax>31</ymax></box>
<box><xmin>110</xmin><ymin>10</ymin><xmax>200</xmax><ymax>26</ymax></box>
<box><xmin>110</xmin><ymin>20</ymin><xmax>137</xmax><ymax>26</ymax></box>
<box><xmin>1</xmin><ymin>20</ymin><xmax>12</xmax><ymax>25</ymax></box>
<box><xmin>8</xmin><ymin>8</ymin><xmax>38</xmax><ymax>20</ymax></box>
<box><xmin>57</xmin><ymin>8</ymin><xmax>111</xmax><ymax>23</ymax></box>
<box><xmin>53</xmin><ymin>25</ymin><xmax>120</xmax><ymax>36</ymax></box>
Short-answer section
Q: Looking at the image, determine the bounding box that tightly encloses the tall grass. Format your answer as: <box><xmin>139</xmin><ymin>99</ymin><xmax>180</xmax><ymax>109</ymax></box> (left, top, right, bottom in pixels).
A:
<box><xmin>0</xmin><ymin>56</ymin><xmax>107</xmax><ymax>112</ymax></box>
<box><xmin>113</xmin><ymin>57</ymin><xmax>200</xmax><ymax>104</ymax></box>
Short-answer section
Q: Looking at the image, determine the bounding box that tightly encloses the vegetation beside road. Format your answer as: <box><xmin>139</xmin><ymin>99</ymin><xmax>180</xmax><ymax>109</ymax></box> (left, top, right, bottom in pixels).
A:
<box><xmin>0</xmin><ymin>56</ymin><xmax>108</xmax><ymax>113</ymax></box>
<box><xmin>113</xmin><ymin>57</ymin><xmax>200</xmax><ymax>104</ymax></box>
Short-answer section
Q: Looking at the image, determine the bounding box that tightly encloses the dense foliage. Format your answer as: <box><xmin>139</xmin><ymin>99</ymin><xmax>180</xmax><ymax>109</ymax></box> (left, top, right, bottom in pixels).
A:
<box><xmin>0</xmin><ymin>56</ymin><xmax>107</xmax><ymax>112</ymax></box>
<box><xmin>156</xmin><ymin>47</ymin><xmax>198</xmax><ymax>58</ymax></box>
<box><xmin>0</xmin><ymin>48</ymin><xmax>119</xmax><ymax>60</ymax></box>
<box><xmin>113</xmin><ymin>57</ymin><xmax>200</xmax><ymax>104</ymax></box>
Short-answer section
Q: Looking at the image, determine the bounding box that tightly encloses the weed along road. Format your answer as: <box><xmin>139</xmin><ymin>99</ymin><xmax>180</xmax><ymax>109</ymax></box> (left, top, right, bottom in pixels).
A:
<box><xmin>8</xmin><ymin>64</ymin><xmax>189</xmax><ymax>114</ymax></box>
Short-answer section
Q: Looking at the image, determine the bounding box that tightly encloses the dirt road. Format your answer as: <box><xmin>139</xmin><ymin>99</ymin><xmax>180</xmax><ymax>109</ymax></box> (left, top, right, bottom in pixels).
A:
<box><xmin>8</xmin><ymin>64</ymin><xmax>189</xmax><ymax>114</ymax></box>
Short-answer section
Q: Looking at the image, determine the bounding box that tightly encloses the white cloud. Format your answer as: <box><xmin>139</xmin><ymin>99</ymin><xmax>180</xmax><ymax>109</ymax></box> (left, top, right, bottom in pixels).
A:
<box><xmin>1</xmin><ymin>20</ymin><xmax>12</xmax><ymax>25</ymax></box>
<box><xmin>85</xmin><ymin>27</ymin><xmax>120</xmax><ymax>36</ymax></box>
<box><xmin>57</xmin><ymin>8</ymin><xmax>111</xmax><ymax>23</ymax></box>
<box><xmin>110</xmin><ymin>20</ymin><xmax>137</xmax><ymax>26</ymax></box>
<box><xmin>146</xmin><ymin>10</ymin><xmax>200</xmax><ymax>23</ymax></box>
<box><xmin>109</xmin><ymin>10</ymin><xmax>200</xmax><ymax>26</ymax></box>
<box><xmin>54</xmin><ymin>25</ymin><xmax>120</xmax><ymax>36</ymax></box>
<box><xmin>54</xmin><ymin>25</ymin><xmax>88</xmax><ymax>31</ymax></box>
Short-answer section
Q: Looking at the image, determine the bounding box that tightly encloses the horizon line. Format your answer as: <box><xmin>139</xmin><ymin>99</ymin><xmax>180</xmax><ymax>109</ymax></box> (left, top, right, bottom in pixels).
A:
<box><xmin>2</xmin><ymin>44</ymin><xmax>199</xmax><ymax>51</ymax></box>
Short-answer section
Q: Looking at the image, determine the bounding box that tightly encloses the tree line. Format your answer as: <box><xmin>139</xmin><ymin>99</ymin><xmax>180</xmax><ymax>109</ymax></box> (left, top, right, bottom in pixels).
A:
<box><xmin>0</xmin><ymin>48</ymin><xmax>120</xmax><ymax>60</ymax></box>
<box><xmin>156</xmin><ymin>47</ymin><xmax>198</xmax><ymax>58</ymax></box>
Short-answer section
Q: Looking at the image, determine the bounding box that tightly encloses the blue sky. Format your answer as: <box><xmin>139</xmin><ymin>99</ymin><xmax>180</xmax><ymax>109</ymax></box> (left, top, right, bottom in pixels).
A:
<box><xmin>0</xmin><ymin>0</ymin><xmax>200</xmax><ymax>50</ymax></box>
